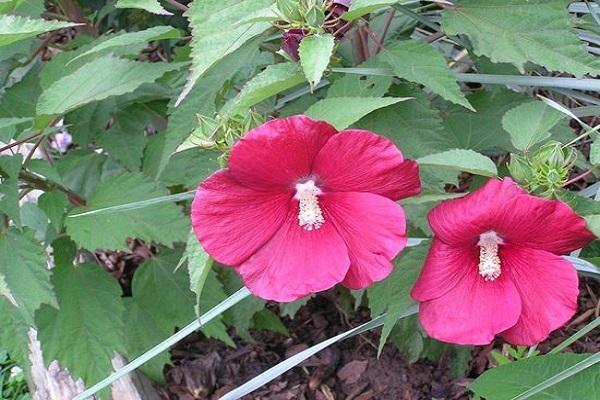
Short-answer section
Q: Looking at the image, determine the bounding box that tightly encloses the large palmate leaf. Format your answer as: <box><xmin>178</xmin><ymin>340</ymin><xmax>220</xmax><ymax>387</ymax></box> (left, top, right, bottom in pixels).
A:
<box><xmin>0</xmin><ymin>14</ymin><xmax>79</xmax><ymax>47</ymax></box>
<box><xmin>502</xmin><ymin>101</ymin><xmax>565</xmax><ymax>151</ymax></box>
<box><xmin>65</xmin><ymin>173</ymin><xmax>189</xmax><ymax>250</ymax></box>
<box><xmin>470</xmin><ymin>353</ymin><xmax>600</xmax><ymax>399</ymax></box>
<box><xmin>115</xmin><ymin>0</ymin><xmax>173</xmax><ymax>15</ymax></box>
<box><xmin>442</xmin><ymin>0</ymin><xmax>600</xmax><ymax>76</ymax></box>
<box><xmin>299</xmin><ymin>34</ymin><xmax>335</xmax><ymax>89</ymax></box>
<box><xmin>305</xmin><ymin>96</ymin><xmax>410</xmax><ymax>130</ymax></box>
<box><xmin>381</xmin><ymin>40</ymin><xmax>473</xmax><ymax>110</ymax></box>
<box><xmin>0</xmin><ymin>230</ymin><xmax>56</xmax><ymax>321</ymax></box>
<box><xmin>176</xmin><ymin>0</ymin><xmax>273</xmax><ymax>105</ymax></box>
<box><xmin>37</xmin><ymin>55</ymin><xmax>181</xmax><ymax>115</ymax></box>
<box><xmin>36</xmin><ymin>262</ymin><xmax>125</xmax><ymax>396</ymax></box>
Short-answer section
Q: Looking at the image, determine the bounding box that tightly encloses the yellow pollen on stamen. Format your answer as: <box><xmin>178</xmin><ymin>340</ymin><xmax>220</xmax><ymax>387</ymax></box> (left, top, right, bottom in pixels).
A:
<box><xmin>294</xmin><ymin>180</ymin><xmax>324</xmax><ymax>231</ymax></box>
<box><xmin>478</xmin><ymin>231</ymin><xmax>502</xmax><ymax>281</ymax></box>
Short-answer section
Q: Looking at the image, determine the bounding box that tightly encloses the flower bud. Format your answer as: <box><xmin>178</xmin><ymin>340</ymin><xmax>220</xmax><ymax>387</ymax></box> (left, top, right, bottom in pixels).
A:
<box><xmin>281</xmin><ymin>28</ymin><xmax>307</xmax><ymax>60</ymax></box>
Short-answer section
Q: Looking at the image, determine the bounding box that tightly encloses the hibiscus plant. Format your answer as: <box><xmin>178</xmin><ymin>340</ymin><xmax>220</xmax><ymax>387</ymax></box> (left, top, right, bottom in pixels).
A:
<box><xmin>0</xmin><ymin>0</ymin><xmax>599</xmax><ymax>399</ymax></box>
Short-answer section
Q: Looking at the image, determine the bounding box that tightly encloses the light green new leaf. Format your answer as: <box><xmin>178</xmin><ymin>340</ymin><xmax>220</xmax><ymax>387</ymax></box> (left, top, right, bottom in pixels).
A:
<box><xmin>65</xmin><ymin>173</ymin><xmax>189</xmax><ymax>251</ymax></box>
<box><xmin>116</xmin><ymin>0</ymin><xmax>173</xmax><ymax>15</ymax></box>
<box><xmin>418</xmin><ymin>149</ymin><xmax>498</xmax><ymax>177</ymax></box>
<box><xmin>36</xmin><ymin>263</ymin><xmax>125</xmax><ymax>392</ymax></box>
<box><xmin>305</xmin><ymin>96</ymin><xmax>410</xmax><ymax>130</ymax></box>
<box><xmin>176</xmin><ymin>0</ymin><xmax>273</xmax><ymax>105</ymax></box>
<box><xmin>0</xmin><ymin>15</ymin><xmax>80</xmax><ymax>47</ymax></box>
<box><xmin>0</xmin><ymin>230</ymin><xmax>56</xmax><ymax>321</ymax></box>
<box><xmin>590</xmin><ymin>140</ymin><xmax>600</xmax><ymax>166</ymax></box>
<box><xmin>367</xmin><ymin>246</ymin><xmax>426</xmax><ymax>356</ymax></box>
<box><xmin>37</xmin><ymin>55</ymin><xmax>181</xmax><ymax>115</ymax></box>
<box><xmin>69</xmin><ymin>26</ymin><xmax>181</xmax><ymax>63</ymax></box>
<box><xmin>343</xmin><ymin>0</ymin><xmax>400</xmax><ymax>21</ymax></box>
<box><xmin>502</xmin><ymin>101</ymin><xmax>565</xmax><ymax>151</ymax></box>
<box><xmin>442</xmin><ymin>0</ymin><xmax>600</xmax><ymax>76</ymax></box>
<box><xmin>470</xmin><ymin>353</ymin><xmax>600</xmax><ymax>400</ymax></box>
<box><xmin>181</xmin><ymin>233</ymin><xmax>213</xmax><ymax>311</ymax></box>
<box><xmin>299</xmin><ymin>34</ymin><xmax>335</xmax><ymax>89</ymax></box>
<box><xmin>381</xmin><ymin>40</ymin><xmax>473</xmax><ymax>110</ymax></box>
<box><xmin>224</xmin><ymin>62</ymin><xmax>305</xmax><ymax>116</ymax></box>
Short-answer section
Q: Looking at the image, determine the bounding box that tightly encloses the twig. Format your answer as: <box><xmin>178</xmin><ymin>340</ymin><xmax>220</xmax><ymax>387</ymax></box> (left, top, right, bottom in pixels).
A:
<box><xmin>561</xmin><ymin>168</ymin><xmax>596</xmax><ymax>187</ymax></box>
<box><xmin>19</xmin><ymin>170</ymin><xmax>86</xmax><ymax>207</ymax></box>
<box><xmin>23</xmin><ymin>135</ymin><xmax>45</xmax><ymax>164</ymax></box>
<box><xmin>379</xmin><ymin>9</ymin><xmax>395</xmax><ymax>46</ymax></box>
<box><xmin>164</xmin><ymin>0</ymin><xmax>188</xmax><ymax>12</ymax></box>
<box><xmin>358</xmin><ymin>26</ymin><xmax>370</xmax><ymax>60</ymax></box>
<box><xmin>363</xmin><ymin>26</ymin><xmax>384</xmax><ymax>52</ymax></box>
<box><xmin>0</xmin><ymin>133</ymin><xmax>42</xmax><ymax>153</ymax></box>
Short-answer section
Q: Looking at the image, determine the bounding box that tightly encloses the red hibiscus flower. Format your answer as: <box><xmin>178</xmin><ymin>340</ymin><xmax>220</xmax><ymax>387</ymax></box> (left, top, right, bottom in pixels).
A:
<box><xmin>191</xmin><ymin>115</ymin><xmax>420</xmax><ymax>302</ymax></box>
<box><xmin>411</xmin><ymin>178</ymin><xmax>594</xmax><ymax>346</ymax></box>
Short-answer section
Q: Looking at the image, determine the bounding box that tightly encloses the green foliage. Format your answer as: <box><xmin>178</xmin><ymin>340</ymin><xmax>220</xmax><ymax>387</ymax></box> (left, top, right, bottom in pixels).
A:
<box><xmin>418</xmin><ymin>149</ymin><xmax>498</xmax><ymax>177</ymax></box>
<box><xmin>442</xmin><ymin>0</ymin><xmax>600</xmax><ymax>76</ymax></box>
<box><xmin>115</xmin><ymin>0</ymin><xmax>173</xmax><ymax>15</ymax></box>
<box><xmin>344</xmin><ymin>0</ymin><xmax>400</xmax><ymax>21</ymax></box>
<box><xmin>299</xmin><ymin>33</ymin><xmax>335</xmax><ymax>89</ymax></box>
<box><xmin>470</xmin><ymin>353</ymin><xmax>600</xmax><ymax>399</ymax></box>
<box><xmin>0</xmin><ymin>15</ymin><xmax>79</xmax><ymax>47</ymax></box>
<box><xmin>65</xmin><ymin>173</ymin><xmax>189</xmax><ymax>250</ymax></box>
<box><xmin>502</xmin><ymin>101</ymin><xmax>565</xmax><ymax>151</ymax></box>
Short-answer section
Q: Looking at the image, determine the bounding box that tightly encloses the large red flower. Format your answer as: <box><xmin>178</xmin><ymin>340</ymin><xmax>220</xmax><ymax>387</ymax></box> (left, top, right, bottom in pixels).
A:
<box><xmin>192</xmin><ymin>115</ymin><xmax>420</xmax><ymax>302</ymax></box>
<box><xmin>411</xmin><ymin>178</ymin><xmax>594</xmax><ymax>346</ymax></box>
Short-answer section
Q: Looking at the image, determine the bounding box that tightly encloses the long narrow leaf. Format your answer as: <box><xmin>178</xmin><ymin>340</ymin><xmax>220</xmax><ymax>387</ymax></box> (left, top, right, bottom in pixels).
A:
<box><xmin>510</xmin><ymin>352</ymin><xmax>600</xmax><ymax>400</ymax></box>
<box><xmin>73</xmin><ymin>287</ymin><xmax>252</xmax><ymax>400</ymax></box>
<box><xmin>219</xmin><ymin>305</ymin><xmax>419</xmax><ymax>400</ymax></box>
<box><xmin>549</xmin><ymin>317</ymin><xmax>600</xmax><ymax>355</ymax></box>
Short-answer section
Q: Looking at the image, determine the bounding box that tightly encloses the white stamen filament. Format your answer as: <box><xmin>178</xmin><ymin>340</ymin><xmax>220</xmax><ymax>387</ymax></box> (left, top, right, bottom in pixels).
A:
<box><xmin>294</xmin><ymin>180</ymin><xmax>324</xmax><ymax>231</ymax></box>
<box><xmin>478</xmin><ymin>231</ymin><xmax>502</xmax><ymax>281</ymax></box>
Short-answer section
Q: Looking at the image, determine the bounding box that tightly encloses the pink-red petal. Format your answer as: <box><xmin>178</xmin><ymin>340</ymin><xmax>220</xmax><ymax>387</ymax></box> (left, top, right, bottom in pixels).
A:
<box><xmin>417</xmin><ymin>260</ymin><xmax>522</xmax><ymax>345</ymax></box>
<box><xmin>428</xmin><ymin>178</ymin><xmax>594</xmax><ymax>253</ymax></box>
<box><xmin>500</xmin><ymin>245</ymin><xmax>579</xmax><ymax>346</ymax></box>
<box><xmin>228</xmin><ymin>115</ymin><xmax>337</xmax><ymax>191</ymax></box>
<box><xmin>411</xmin><ymin>239</ymin><xmax>477</xmax><ymax>302</ymax></box>
<box><xmin>313</xmin><ymin>129</ymin><xmax>421</xmax><ymax>201</ymax></box>
<box><xmin>322</xmin><ymin>192</ymin><xmax>407</xmax><ymax>289</ymax></box>
<box><xmin>191</xmin><ymin>170</ymin><xmax>291</xmax><ymax>266</ymax></box>
<box><xmin>237</xmin><ymin>202</ymin><xmax>351</xmax><ymax>302</ymax></box>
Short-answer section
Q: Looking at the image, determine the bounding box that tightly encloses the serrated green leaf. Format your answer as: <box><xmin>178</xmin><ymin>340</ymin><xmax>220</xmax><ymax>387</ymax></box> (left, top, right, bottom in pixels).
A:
<box><xmin>220</xmin><ymin>269</ymin><xmax>265</xmax><ymax>341</ymax></box>
<box><xmin>0</xmin><ymin>155</ymin><xmax>21</xmax><ymax>227</ymax></box>
<box><xmin>299</xmin><ymin>34</ymin><xmax>335</xmax><ymax>89</ymax></box>
<box><xmin>388</xmin><ymin>316</ymin><xmax>424</xmax><ymax>363</ymax></box>
<box><xmin>0</xmin><ymin>117</ymin><xmax>32</xmax><ymax>141</ymax></box>
<box><xmin>343</xmin><ymin>0</ymin><xmax>400</xmax><ymax>21</ymax></box>
<box><xmin>38</xmin><ymin>191</ymin><xmax>69</xmax><ymax>231</ymax></box>
<box><xmin>182</xmin><ymin>233</ymin><xmax>213</xmax><ymax>312</ymax></box>
<box><xmin>502</xmin><ymin>101</ymin><xmax>565</xmax><ymax>151</ymax></box>
<box><xmin>0</xmin><ymin>15</ymin><xmax>80</xmax><ymax>47</ymax></box>
<box><xmin>224</xmin><ymin>62</ymin><xmax>305</xmax><ymax>116</ymax></box>
<box><xmin>253</xmin><ymin>309</ymin><xmax>289</xmax><ymax>335</ymax></box>
<box><xmin>56</xmin><ymin>151</ymin><xmax>122</xmax><ymax>199</ymax></box>
<box><xmin>36</xmin><ymin>262</ymin><xmax>125</xmax><ymax>392</ymax></box>
<box><xmin>158</xmin><ymin>147</ymin><xmax>221</xmax><ymax>188</ymax></box>
<box><xmin>442</xmin><ymin>0</ymin><xmax>600</xmax><ymax>76</ymax></box>
<box><xmin>470</xmin><ymin>353</ymin><xmax>599</xmax><ymax>400</ymax></box>
<box><xmin>328</xmin><ymin>70</ymin><xmax>392</xmax><ymax>98</ymax></box>
<box><xmin>198</xmin><ymin>269</ymin><xmax>235</xmax><ymax>346</ymax></box>
<box><xmin>176</xmin><ymin>0</ymin><xmax>272</xmax><ymax>105</ymax></box>
<box><xmin>418</xmin><ymin>149</ymin><xmax>498</xmax><ymax>177</ymax></box>
<box><xmin>37</xmin><ymin>55</ymin><xmax>181</xmax><ymax>115</ymax></box>
<box><xmin>70</xmin><ymin>26</ymin><xmax>181</xmax><ymax>63</ymax></box>
<box><xmin>354</xmin><ymin>84</ymin><xmax>447</xmax><ymax>158</ymax></box>
<box><xmin>0</xmin><ymin>230</ymin><xmax>56</xmax><ymax>320</ymax></box>
<box><xmin>304</xmin><ymin>96</ymin><xmax>410</xmax><ymax>130</ymax></box>
<box><xmin>65</xmin><ymin>173</ymin><xmax>189</xmax><ymax>250</ymax></box>
<box><xmin>115</xmin><ymin>0</ymin><xmax>173</xmax><ymax>15</ymax></box>
<box><xmin>279</xmin><ymin>296</ymin><xmax>311</xmax><ymax>319</ymax></box>
<box><xmin>0</xmin><ymin>299</ymin><xmax>31</xmax><ymax>375</ymax></box>
<box><xmin>381</xmin><ymin>40</ymin><xmax>473</xmax><ymax>110</ymax></box>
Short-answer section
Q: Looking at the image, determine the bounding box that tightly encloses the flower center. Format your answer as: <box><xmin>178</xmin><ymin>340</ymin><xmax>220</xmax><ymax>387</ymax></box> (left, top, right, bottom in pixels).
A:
<box><xmin>294</xmin><ymin>180</ymin><xmax>324</xmax><ymax>231</ymax></box>
<box><xmin>477</xmin><ymin>231</ymin><xmax>503</xmax><ymax>281</ymax></box>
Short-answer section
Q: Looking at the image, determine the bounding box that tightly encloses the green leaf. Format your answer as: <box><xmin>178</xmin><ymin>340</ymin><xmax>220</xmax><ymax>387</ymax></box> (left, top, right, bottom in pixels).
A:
<box><xmin>223</xmin><ymin>62</ymin><xmax>305</xmax><ymax>116</ymax></box>
<box><xmin>182</xmin><ymin>233</ymin><xmax>213</xmax><ymax>311</ymax></box>
<box><xmin>354</xmin><ymin>83</ymin><xmax>448</xmax><ymax>158</ymax></box>
<box><xmin>37</xmin><ymin>55</ymin><xmax>181</xmax><ymax>115</ymax></box>
<box><xmin>197</xmin><ymin>269</ymin><xmax>235</xmax><ymax>346</ymax></box>
<box><xmin>69</xmin><ymin>26</ymin><xmax>181</xmax><ymax>63</ymax></box>
<box><xmin>502</xmin><ymin>101</ymin><xmax>565</xmax><ymax>151</ymax></box>
<box><xmin>299</xmin><ymin>34</ymin><xmax>335</xmax><ymax>89</ymax></box>
<box><xmin>343</xmin><ymin>0</ymin><xmax>400</xmax><ymax>21</ymax></box>
<box><xmin>253</xmin><ymin>309</ymin><xmax>289</xmax><ymax>335</ymax></box>
<box><xmin>176</xmin><ymin>0</ymin><xmax>273</xmax><ymax>105</ymax></box>
<box><xmin>417</xmin><ymin>149</ymin><xmax>498</xmax><ymax>177</ymax></box>
<box><xmin>36</xmin><ymin>262</ymin><xmax>125</xmax><ymax>391</ymax></box>
<box><xmin>65</xmin><ymin>173</ymin><xmax>189</xmax><ymax>251</ymax></box>
<box><xmin>388</xmin><ymin>316</ymin><xmax>424</xmax><ymax>363</ymax></box>
<box><xmin>470</xmin><ymin>353</ymin><xmax>600</xmax><ymax>400</ymax></box>
<box><xmin>0</xmin><ymin>299</ymin><xmax>31</xmax><ymax>374</ymax></box>
<box><xmin>38</xmin><ymin>191</ymin><xmax>69</xmax><ymax>231</ymax></box>
<box><xmin>115</xmin><ymin>0</ymin><xmax>173</xmax><ymax>15</ymax></box>
<box><xmin>367</xmin><ymin>245</ymin><xmax>426</xmax><ymax>355</ymax></box>
<box><xmin>0</xmin><ymin>15</ymin><xmax>80</xmax><ymax>47</ymax></box>
<box><xmin>328</xmin><ymin>70</ymin><xmax>392</xmax><ymax>98</ymax></box>
<box><xmin>442</xmin><ymin>89</ymin><xmax>528</xmax><ymax>153</ymax></box>
<box><xmin>381</xmin><ymin>40</ymin><xmax>473</xmax><ymax>110</ymax></box>
<box><xmin>442</xmin><ymin>0</ymin><xmax>600</xmax><ymax>77</ymax></box>
<box><xmin>158</xmin><ymin>148</ymin><xmax>221</xmax><ymax>188</ymax></box>
<box><xmin>0</xmin><ymin>155</ymin><xmax>22</xmax><ymax>227</ymax></box>
<box><xmin>0</xmin><ymin>230</ymin><xmax>56</xmax><ymax>320</ymax></box>
<box><xmin>304</xmin><ymin>96</ymin><xmax>410</xmax><ymax>130</ymax></box>
<box><xmin>0</xmin><ymin>117</ymin><xmax>32</xmax><ymax>141</ymax></box>
<box><xmin>56</xmin><ymin>151</ymin><xmax>122</xmax><ymax>199</ymax></box>
<box><xmin>279</xmin><ymin>297</ymin><xmax>311</xmax><ymax>319</ymax></box>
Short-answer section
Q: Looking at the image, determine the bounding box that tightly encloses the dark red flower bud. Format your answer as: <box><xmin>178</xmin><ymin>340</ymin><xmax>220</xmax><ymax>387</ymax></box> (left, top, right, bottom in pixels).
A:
<box><xmin>281</xmin><ymin>28</ymin><xmax>307</xmax><ymax>60</ymax></box>
<box><xmin>327</xmin><ymin>0</ymin><xmax>352</xmax><ymax>37</ymax></box>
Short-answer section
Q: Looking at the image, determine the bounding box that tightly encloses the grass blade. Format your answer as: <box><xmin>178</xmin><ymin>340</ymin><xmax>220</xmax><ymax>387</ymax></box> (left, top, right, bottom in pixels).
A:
<box><xmin>73</xmin><ymin>287</ymin><xmax>252</xmax><ymax>400</ymax></box>
<box><xmin>549</xmin><ymin>317</ymin><xmax>600</xmax><ymax>355</ymax></box>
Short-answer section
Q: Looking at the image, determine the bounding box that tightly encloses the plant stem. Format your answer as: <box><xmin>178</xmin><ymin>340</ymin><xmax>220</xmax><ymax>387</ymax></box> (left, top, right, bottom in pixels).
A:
<box><xmin>379</xmin><ymin>9</ymin><xmax>395</xmax><ymax>46</ymax></box>
<box><xmin>363</xmin><ymin>26</ymin><xmax>383</xmax><ymax>52</ymax></box>
<box><xmin>164</xmin><ymin>0</ymin><xmax>188</xmax><ymax>12</ymax></box>
<box><xmin>19</xmin><ymin>170</ymin><xmax>86</xmax><ymax>207</ymax></box>
<box><xmin>0</xmin><ymin>133</ymin><xmax>42</xmax><ymax>153</ymax></box>
<box><xmin>561</xmin><ymin>168</ymin><xmax>596</xmax><ymax>187</ymax></box>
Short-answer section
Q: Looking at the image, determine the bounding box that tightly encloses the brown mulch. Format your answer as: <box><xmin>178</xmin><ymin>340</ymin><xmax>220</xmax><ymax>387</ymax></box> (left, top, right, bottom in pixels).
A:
<box><xmin>159</xmin><ymin>277</ymin><xmax>599</xmax><ymax>400</ymax></box>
